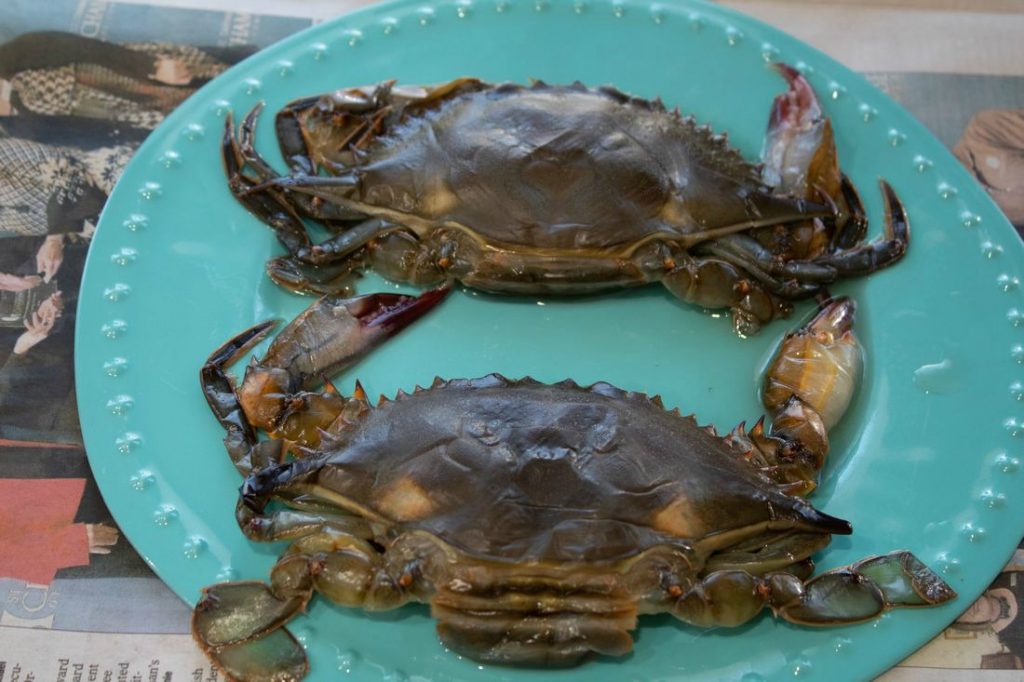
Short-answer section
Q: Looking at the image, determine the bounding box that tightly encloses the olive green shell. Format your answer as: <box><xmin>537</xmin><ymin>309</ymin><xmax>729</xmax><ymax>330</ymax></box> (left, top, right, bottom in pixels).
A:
<box><xmin>256</xmin><ymin>376</ymin><xmax>845</xmax><ymax>563</ymax></box>
<box><xmin>348</xmin><ymin>82</ymin><xmax>814</xmax><ymax>250</ymax></box>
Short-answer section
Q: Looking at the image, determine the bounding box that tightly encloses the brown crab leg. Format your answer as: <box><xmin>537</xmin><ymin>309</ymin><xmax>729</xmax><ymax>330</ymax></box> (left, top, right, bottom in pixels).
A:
<box><xmin>237</xmin><ymin>104</ymin><xmax>366</xmax><ymax>225</ymax></box>
<box><xmin>832</xmin><ymin>174</ymin><xmax>869</xmax><ymax>250</ymax></box>
<box><xmin>817</xmin><ymin>180</ymin><xmax>910</xmax><ymax>275</ymax></box>
<box><xmin>661</xmin><ymin>254</ymin><xmax>787</xmax><ymax>337</ymax></box>
<box><xmin>223</xmin><ymin>113</ymin><xmax>313</xmax><ymax>259</ymax></box>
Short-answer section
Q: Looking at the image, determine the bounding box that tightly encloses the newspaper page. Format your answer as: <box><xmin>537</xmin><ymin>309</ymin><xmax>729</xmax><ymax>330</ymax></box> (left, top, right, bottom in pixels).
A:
<box><xmin>0</xmin><ymin>0</ymin><xmax>1021</xmax><ymax>679</ymax></box>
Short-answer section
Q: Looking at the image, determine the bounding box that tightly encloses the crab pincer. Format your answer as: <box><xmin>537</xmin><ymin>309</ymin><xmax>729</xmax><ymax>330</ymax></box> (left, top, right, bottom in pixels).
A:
<box><xmin>201</xmin><ymin>286</ymin><xmax>450</xmax><ymax>475</ymax></box>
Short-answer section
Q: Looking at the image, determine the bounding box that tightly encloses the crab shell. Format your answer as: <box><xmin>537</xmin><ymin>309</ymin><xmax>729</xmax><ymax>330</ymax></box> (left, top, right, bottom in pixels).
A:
<box><xmin>287</xmin><ymin>80</ymin><xmax>828</xmax><ymax>294</ymax></box>
<box><xmin>243</xmin><ymin>375</ymin><xmax>850</xmax><ymax>664</ymax></box>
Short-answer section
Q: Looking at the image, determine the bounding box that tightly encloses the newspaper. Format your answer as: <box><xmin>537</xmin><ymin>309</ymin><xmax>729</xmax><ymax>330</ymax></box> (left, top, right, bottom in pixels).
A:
<box><xmin>0</xmin><ymin>0</ymin><xmax>1021</xmax><ymax>678</ymax></box>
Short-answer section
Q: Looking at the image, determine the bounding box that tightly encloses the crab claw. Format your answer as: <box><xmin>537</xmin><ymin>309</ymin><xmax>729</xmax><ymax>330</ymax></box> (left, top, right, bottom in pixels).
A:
<box><xmin>751</xmin><ymin>297</ymin><xmax>861</xmax><ymax>492</ymax></box>
<box><xmin>762</xmin><ymin>63</ymin><xmax>841</xmax><ymax>201</ymax></box>
<box><xmin>237</xmin><ymin>286</ymin><xmax>451</xmax><ymax>434</ymax></box>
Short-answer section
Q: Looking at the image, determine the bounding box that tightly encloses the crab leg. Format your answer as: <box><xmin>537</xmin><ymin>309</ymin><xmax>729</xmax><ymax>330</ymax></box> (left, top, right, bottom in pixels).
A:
<box><xmin>817</xmin><ymin>180</ymin><xmax>910</xmax><ymax>275</ymax></box>
<box><xmin>672</xmin><ymin>551</ymin><xmax>955</xmax><ymax>628</ymax></box>
<box><xmin>722</xmin><ymin>297</ymin><xmax>859</xmax><ymax>494</ymax></box>
<box><xmin>201</xmin><ymin>288</ymin><xmax>450</xmax><ymax>474</ymax></box>
<box><xmin>223</xmin><ymin>113</ymin><xmax>313</xmax><ymax>260</ymax></box>
<box><xmin>194</xmin><ymin>527</ymin><xmax>412</xmax><ymax>681</ymax></box>
<box><xmin>236</xmin><ymin>103</ymin><xmax>365</xmax><ymax>225</ymax></box>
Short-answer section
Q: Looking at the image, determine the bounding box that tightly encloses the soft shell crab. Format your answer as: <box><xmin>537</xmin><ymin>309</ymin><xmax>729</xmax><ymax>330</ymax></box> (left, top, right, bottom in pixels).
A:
<box><xmin>224</xmin><ymin>64</ymin><xmax>908</xmax><ymax>336</ymax></box>
<box><xmin>193</xmin><ymin>291</ymin><xmax>955</xmax><ymax>680</ymax></box>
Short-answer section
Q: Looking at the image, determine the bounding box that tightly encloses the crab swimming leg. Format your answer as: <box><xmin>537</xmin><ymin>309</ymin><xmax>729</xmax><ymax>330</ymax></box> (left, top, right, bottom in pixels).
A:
<box><xmin>194</xmin><ymin>458</ymin><xmax>421</xmax><ymax>682</ymax></box>
<box><xmin>201</xmin><ymin>287</ymin><xmax>450</xmax><ymax>475</ymax></box>
<box><xmin>670</xmin><ymin>550</ymin><xmax>955</xmax><ymax>629</ymax></box>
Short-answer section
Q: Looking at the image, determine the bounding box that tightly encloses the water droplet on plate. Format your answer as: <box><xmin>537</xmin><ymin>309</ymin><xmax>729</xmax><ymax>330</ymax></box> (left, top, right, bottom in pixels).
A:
<box><xmin>961</xmin><ymin>210</ymin><xmax>981</xmax><ymax>227</ymax></box>
<box><xmin>103</xmin><ymin>283</ymin><xmax>131</xmax><ymax>302</ymax></box>
<box><xmin>310</xmin><ymin>42</ymin><xmax>329</xmax><ymax>59</ymax></box>
<box><xmin>343</xmin><ymin>29</ymin><xmax>363</xmax><ymax>46</ymax></box>
<box><xmin>137</xmin><ymin>182</ymin><xmax>162</xmax><ymax>200</ymax></box>
<box><xmin>123</xmin><ymin>214</ymin><xmax>147</xmax><ymax>231</ymax></box>
<box><xmin>828</xmin><ymin>81</ymin><xmax>845</xmax><ymax>99</ymax></box>
<box><xmin>455</xmin><ymin>0</ymin><xmax>472</xmax><ymax>17</ymax></box>
<box><xmin>688</xmin><ymin>11</ymin><xmax>703</xmax><ymax>29</ymax></box>
<box><xmin>211</xmin><ymin>99</ymin><xmax>232</xmax><ymax>116</ymax></box>
<box><xmin>381</xmin><ymin>17</ymin><xmax>399</xmax><ymax>33</ymax></box>
<box><xmin>107</xmin><ymin>394</ymin><xmax>134</xmax><ymax>416</ymax></box>
<box><xmin>216</xmin><ymin>566</ymin><xmax>239</xmax><ymax>581</ymax></box>
<box><xmin>887</xmin><ymin>129</ymin><xmax>906</xmax><ymax>146</ymax></box>
<box><xmin>858</xmin><ymin>103</ymin><xmax>877</xmax><ymax>122</ymax></box>
<box><xmin>159</xmin><ymin>150</ymin><xmax>181</xmax><ymax>168</ymax></box>
<box><xmin>242</xmin><ymin>78</ymin><xmax>261</xmax><ymax>95</ymax></box>
<box><xmin>982</xmin><ymin>241</ymin><xmax>1003</xmax><ymax>258</ymax></box>
<box><xmin>183</xmin><ymin>536</ymin><xmax>208</xmax><ymax>559</ymax></box>
<box><xmin>998</xmin><ymin>274</ymin><xmax>1019</xmax><ymax>291</ymax></box>
<box><xmin>937</xmin><ymin>182</ymin><xmax>957</xmax><ymax>199</ymax></box>
<box><xmin>104</xmin><ymin>357</ymin><xmax>128</xmax><ymax>376</ymax></box>
<box><xmin>725</xmin><ymin>26</ymin><xmax>742</xmax><ymax>45</ymax></box>
<box><xmin>110</xmin><ymin>247</ymin><xmax>137</xmax><ymax>266</ymax></box>
<box><xmin>1003</xmin><ymin>417</ymin><xmax>1023</xmax><ymax>437</ymax></box>
<box><xmin>153</xmin><ymin>504</ymin><xmax>179</xmax><ymax>526</ymax></box>
<box><xmin>912</xmin><ymin>359</ymin><xmax>961</xmax><ymax>395</ymax></box>
<box><xmin>961</xmin><ymin>522</ymin><xmax>986</xmax><ymax>543</ymax></box>
<box><xmin>1008</xmin><ymin>309</ymin><xmax>1024</xmax><ymax>327</ymax></box>
<box><xmin>116</xmin><ymin>432</ymin><xmax>142</xmax><ymax>454</ymax></box>
<box><xmin>275</xmin><ymin>59</ymin><xmax>294</xmax><ymax>76</ymax></box>
<box><xmin>102</xmin><ymin>319</ymin><xmax>127</xmax><ymax>338</ymax></box>
<box><xmin>336</xmin><ymin>649</ymin><xmax>361</xmax><ymax>673</ymax></box>
<box><xmin>1010</xmin><ymin>381</ymin><xmax>1024</xmax><ymax>401</ymax></box>
<box><xmin>913</xmin><ymin>154</ymin><xmax>933</xmax><ymax>172</ymax></box>
<box><xmin>183</xmin><ymin>123</ymin><xmax>205</xmax><ymax>141</ymax></box>
<box><xmin>979</xmin><ymin>489</ymin><xmax>1006</xmax><ymax>509</ymax></box>
<box><xmin>935</xmin><ymin>552</ymin><xmax>960</xmax><ymax>575</ymax></box>
<box><xmin>833</xmin><ymin>636</ymin><xmax>852</xmax><ymax>653</ymax></box>
<box><xmin>761</xmin><ymin>42</ymin><xmax>780</xmax><ymax>62</ymax></box>
<box><xmin>994</xmin><ymin>452</ymin><xmax>1020</xmax><ymax>473</ymax></box>
<box><xmin>1013</xmin><ymin>345</ymin><xmax>1024</xmax><ymax>363</ymax></box>
<box><xmin>788</xmin><ymin>655</ymin><xmax>813</xmax><ymax>676</ymax></box>
<box><xmin>294</xmin><ymin>626</ymin><xmax>316</xmax><ymax>648</ymax></box>
<box><xmin>130</xmin><ymin>470</ymin><xmax>155</xmax><ymax>491</ymax></box>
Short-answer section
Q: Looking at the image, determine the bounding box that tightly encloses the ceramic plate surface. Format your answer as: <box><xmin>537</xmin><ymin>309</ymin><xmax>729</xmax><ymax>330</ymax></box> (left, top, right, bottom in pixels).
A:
<box><xmin>76</xmin><ymin>0</ymin><xmax>1024</xmax><ymax>679</ymax></box>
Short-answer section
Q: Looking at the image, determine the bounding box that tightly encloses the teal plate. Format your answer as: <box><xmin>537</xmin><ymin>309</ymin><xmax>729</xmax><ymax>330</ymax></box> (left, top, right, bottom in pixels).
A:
<box><xmin>76</xmin><ymin>0</ymin><xmax>1023</xmax><ymax>679</ymax></box>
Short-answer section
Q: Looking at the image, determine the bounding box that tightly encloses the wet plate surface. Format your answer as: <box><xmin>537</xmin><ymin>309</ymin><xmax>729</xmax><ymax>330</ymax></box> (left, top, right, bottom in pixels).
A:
<box><xmin>76</xmin><ymin>0</ymin><xmax>1023</xmax><ymax>679</ymax></box>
